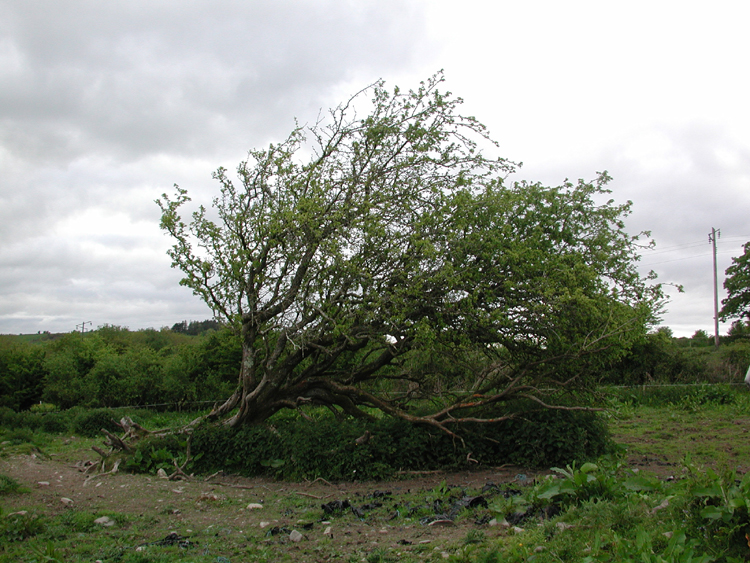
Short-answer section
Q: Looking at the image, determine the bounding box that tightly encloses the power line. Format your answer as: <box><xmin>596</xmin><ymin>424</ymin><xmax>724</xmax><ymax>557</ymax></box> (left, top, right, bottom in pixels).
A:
<box><xmin>639</xmin><ymin>248</ymin><xmax>737</xmax><ymax>267</ymax></box>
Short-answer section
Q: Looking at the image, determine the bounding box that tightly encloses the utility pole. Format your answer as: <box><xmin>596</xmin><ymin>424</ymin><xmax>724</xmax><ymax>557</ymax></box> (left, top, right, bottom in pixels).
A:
<box><xmin>76</xmin><ymin>321</ymin><xmax>92</xmax><ymax>335</ymax></box>
<box><xmin>709</xmin><ymin>227</ymin><xmax>721</xmax><ymax>349</ymax></box>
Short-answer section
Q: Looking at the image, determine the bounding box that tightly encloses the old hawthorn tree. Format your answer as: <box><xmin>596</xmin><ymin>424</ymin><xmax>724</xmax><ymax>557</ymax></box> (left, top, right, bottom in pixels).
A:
<box><xmin>158</xmin><ymin>74</ymin><xmax>662</xmax><ymax>434</ymax></box>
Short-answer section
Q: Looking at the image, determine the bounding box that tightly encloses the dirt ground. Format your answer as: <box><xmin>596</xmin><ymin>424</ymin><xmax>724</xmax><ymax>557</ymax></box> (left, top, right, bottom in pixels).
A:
<box><xmin>0</xmin><ymin>434</ymin><xmax>688</xmax><ymax>562</ymax></box>
<box><xmin>0</xmin><ymin>443</ymin><xmax>557</xmax><ymax>560</ymax></box>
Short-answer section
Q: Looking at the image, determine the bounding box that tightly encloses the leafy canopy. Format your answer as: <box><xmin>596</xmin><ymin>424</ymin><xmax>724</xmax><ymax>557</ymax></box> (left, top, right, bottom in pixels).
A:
<box><xmin>720</xmin><ymin>241</ymin><xmax>750</xmax><ymax>322</ymax></box>
<box><xmin>158</xmin><ymin>73</ymin><xmax>662</xmax><ymax>430</ymax></box>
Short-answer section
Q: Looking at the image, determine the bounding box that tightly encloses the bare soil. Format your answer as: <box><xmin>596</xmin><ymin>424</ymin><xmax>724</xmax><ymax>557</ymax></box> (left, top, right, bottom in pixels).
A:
<box><xmin>0</xmin><ymin>443</ymin><xmax>552</xmax><ymax>561</ymax></box>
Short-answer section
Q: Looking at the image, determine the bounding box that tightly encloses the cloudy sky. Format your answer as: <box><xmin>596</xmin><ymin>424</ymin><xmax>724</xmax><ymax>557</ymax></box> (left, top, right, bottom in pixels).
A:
<box><xmin>1</xmin><ymin>0</ymin><xmax>749</xmax><ymax>337</ymax></box>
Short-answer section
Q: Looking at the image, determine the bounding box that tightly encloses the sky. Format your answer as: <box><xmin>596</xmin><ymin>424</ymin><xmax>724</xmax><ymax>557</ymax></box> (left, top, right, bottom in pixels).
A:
<box><xmin>1</xmin><ymin>0</ymin><xmax>749</xmax><ymax>337</ymax></box>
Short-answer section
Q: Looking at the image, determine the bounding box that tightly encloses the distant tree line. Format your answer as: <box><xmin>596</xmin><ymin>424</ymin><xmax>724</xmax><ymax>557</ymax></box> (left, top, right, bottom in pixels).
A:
<box><xmin>601</xmin><ymin>320</ymin><xmax>750</xmax><ymax>386</ymax></box>
<box><xmin>170</xmin><ymin>319</ymin><xmax>222</xmax><ymax>335</ymax></box>
<box><xmin>0</xmin><ymin>322</ymin><xmax>240</xmax><ymax>411</ymax></box>
<box><xmin>0</xmin><ymin>319</ymin><xmax>749</xmax><ymax>413</ymax></box>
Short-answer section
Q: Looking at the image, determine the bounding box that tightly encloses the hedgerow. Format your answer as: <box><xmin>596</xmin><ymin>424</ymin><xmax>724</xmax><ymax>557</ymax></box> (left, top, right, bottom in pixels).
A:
<box><xmin>188</xmin><ymin>409</ymin><xmax>612</xmax><ymax>480</ymax></box>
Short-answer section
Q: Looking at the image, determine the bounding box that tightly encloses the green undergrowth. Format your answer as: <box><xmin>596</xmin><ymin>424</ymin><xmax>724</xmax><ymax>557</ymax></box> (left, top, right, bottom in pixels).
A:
<box><xmin>453</xmin><ymin>457</ymin><xmax>750</xmax><ymax>562</ymax></box>
<box><xmin>604</xmin><ymin>383</ymin><xmax>740</xmax><ymax>409</ymax></box>
<box><xmin>3</xmin><ymin>458</ymin><xmax>750</xmax><ymax>562</ymax></box>
<box><xmin>187</xmin><ymin>408</ymin><xmax>612</xmax><ymax>480</ymax></box>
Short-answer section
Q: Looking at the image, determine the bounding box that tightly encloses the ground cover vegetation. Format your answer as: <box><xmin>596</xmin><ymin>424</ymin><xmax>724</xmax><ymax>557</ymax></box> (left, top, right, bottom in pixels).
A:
<box><xmin>1</xmin><ymin>387</ymin><xmax>750</xmax><ymax>562</ymax></box>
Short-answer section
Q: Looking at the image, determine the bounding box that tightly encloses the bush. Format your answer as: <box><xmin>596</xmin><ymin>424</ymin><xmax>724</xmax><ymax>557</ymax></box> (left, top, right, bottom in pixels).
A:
<box><xmin>40</xmin><ymin>412</ymin><xmax>70</xmax><ymax>434</ymax></box>
<box><xmin>71</xmin><ymin>408</ymin><xmax>120</xmax><ymax>437</ymax></box>
<box><xmin>189</xmin><ymin>409</ymin><xmax>612</xmax><ymax>481</ymax></box>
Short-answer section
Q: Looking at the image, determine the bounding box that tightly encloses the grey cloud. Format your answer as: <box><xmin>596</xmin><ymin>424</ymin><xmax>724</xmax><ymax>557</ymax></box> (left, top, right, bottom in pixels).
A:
<box><xmin>0</xmin><ymin>0</ymin><xmax>426</xmax><ymax>162</ymax></box>
<box><xmin>0</xmin><ymin>0</ymin><xmax>429</xmax><ymax>333</ymax></box>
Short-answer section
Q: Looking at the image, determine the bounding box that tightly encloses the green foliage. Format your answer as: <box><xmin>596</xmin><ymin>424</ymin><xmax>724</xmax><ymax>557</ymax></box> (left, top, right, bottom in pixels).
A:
<box><xmin>39</xmin><ymin>412</ymin><xmax>69</xmax><ymax>434</ymax></box>
<box><xmin>721</xmin><ymin>241</ymin><xmax>750</xmax><ymax>322</ymax></box>
<box><xmin>607</xmin><ymin>383</ymin><xmax>738</xmax><ymax>409</ymax></box>
<box><xmin>2</xmin><ymin>427</ymin><xmax>36</xmax><ymax>445</ymax></box>
<box><xmin>0</xmin><ymin>510</ymin><xmax>45</xmax><ymax>542</ymax></box>
<box><xmin>605</xmin><ymin>331</ymin><xmax>750</xmax><ymax>385</ymax></box>
<box><xmin>0</xmin><ymin>474</ymin><xmax>24</xmax><ymax>495</ymax></box>
<box><xmin>70</xmin><ymin>408</ymin><xmax>119</xmax><ymax>437</ymax></box>
<box><xmin>29</xmin><ymin>541</ymin><xmax>65</xmax><ymax>563</ymax></box>
<box><xmin>190</xmin><ymin>410</ymin><xmax>612</xmax><ymax>480</ymax></box>
<box><xmin>158</xmin><ymin>72</ymin><xmax>661</xmax><ymax>429</ymax></box>
<box><xmin>124</xmin><ymin>434</ymin><xmax>191</xmax><ymax>474</ymax></box>
<box><xmin>0</xmin><ymin>344</ymin><xmax>47</xmax><ymax>410</ymax></box>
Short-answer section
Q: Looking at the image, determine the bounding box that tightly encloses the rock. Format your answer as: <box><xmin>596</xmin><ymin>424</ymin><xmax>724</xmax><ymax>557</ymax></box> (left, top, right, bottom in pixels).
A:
<box><xmin>534</xmin><ymin>546</ymin><xmax>546</xmax><ymax>553</ymax></box>
<box><xmin>289</xmin><ymin>529</ymin><xmax>304</xmax><ymax>542</ymax></box>
<box><xmin>37</xmin><ymin>481</ymin><xmax>50</xmax><ymax>487</ymax></box>
<box><xmin>323</xmin><ymin>526</ymin><xmax>332</xmax><ymax>536</ymax></box>
<box><xmin>246</xmin><ymin>503</ymin><xmax>263</xmax><ymax>510</ymax></box>
<box><xmin>157</xmin><ymin>468</ymin><xmax>169</xmax><ymax>479</ymax></box>
<box><xmin>7</xmin><ymin>510</ymin><xmax>28</xmax><ymax>517</ymax></box>
<box><xmin>488</xmin><ymin>518</ymin><xmax>498</xmax><ymax>526</ymax></box>
<box><xmin>94</xmin><ymin>516</ymin><xmax>114</xmax><ymax>527</ymax></box>
<box><xmin>428</xmin><ymin>519</ymin><xmax>455</xmax><ymax>527</ymax></box>
<box><xmin>556</xmin><ymin>522</ymin><xmax>574</xmax><ymax>531</ymax></box>
<box><xmin>259</xmin><ymin>521</ymin><xmax>270</xmax><ymax>528</ymax></box>
<box><xmin>60</xmin><ymin>497</ymin><xmax>73</xmax><ymax>505</ymax></box>
<box><xmin>512</xmin><ymin>526</ymin><xmax>524</xmax><ymax>534</ymax></box>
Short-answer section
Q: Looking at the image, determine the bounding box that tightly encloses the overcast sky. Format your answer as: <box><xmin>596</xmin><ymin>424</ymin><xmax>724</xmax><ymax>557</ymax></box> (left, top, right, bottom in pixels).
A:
<box><xmin>1</xmin><ymin>0</ymin><xmax>749</xmax><ymax>337</ymax></box>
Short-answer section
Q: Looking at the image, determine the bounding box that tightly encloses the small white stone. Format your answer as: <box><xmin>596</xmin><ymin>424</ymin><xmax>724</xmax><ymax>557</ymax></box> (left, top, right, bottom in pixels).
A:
<box><xmin>556</xmin><ymin>522</ymin><xmax>574</xmax><ymax>531</ymax></box>
<box><xmin>94</xmin><ymin>516</ymin><xmax>114</xmax><ymax>527</ymax></box>
<box><xmin>512</xmin><ymin>526</ymin><xmax>524</xmax><ymax>534</ymax></box>
<box><xmin>60</xmin><ymin>497</ymin><xmax>73</xmax><ymax>505</ymax></box>
<box><xmin>259</xmin><ymin>521</ymin><xmax>270</xmax><ymax>528</ymax></box>
<box><xmin>534</xmin><ymin>546</ymin><xmax>545</xmax><ymax>553</ymax></box>
<box><xmin>289</xmin><ymin>530</ymin><xmax>304</xmax><ymax>542</ymax></box>
<box><xmin>246</xmin><ymin>503</ymin><xmax>263</xmax><ymax>510</ymax></box>
<box><xmin>488</xmin><ymin>518</ymin><xmax>498</xmax><ymax>526</ymax></box>
<box><xmin>323</xmin><ymin>526</ymin><xmax>332</xmax><ymax>536</ymax></box>
<box><xmin>157</xmin><ymin>468</ymin><xmax>169</xmax><ymax>479</ymax></box>
<box><xmin>37</xmin><ymin>481</ymin><xmax>50</xmax><ymax>486</ymax></box>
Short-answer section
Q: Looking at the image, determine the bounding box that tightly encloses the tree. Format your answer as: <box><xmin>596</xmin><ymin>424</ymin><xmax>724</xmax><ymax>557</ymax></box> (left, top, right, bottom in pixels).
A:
<box><xmin>720</xmin><ymin>242</ymin><xmax>750</xmax><ymax>322</ymax></box>
<box><xmin>158</xmin><ymin>73</ymin><xmax>662</xmax><ymax>434</ymax></box>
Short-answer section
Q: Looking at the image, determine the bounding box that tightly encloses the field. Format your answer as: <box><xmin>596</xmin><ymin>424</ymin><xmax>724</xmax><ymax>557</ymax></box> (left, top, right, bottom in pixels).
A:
<box><xmin>1</xmin><ymin>387</ymin><xmax>749</xmax><ymax>562</ymax></box>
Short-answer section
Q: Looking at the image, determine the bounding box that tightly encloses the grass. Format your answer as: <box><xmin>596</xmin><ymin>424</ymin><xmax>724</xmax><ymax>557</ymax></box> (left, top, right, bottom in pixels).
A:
<box><xmin>606</xmin><ymin>384</ymin><xmax>750</xmax><ymax>468</ymax></box>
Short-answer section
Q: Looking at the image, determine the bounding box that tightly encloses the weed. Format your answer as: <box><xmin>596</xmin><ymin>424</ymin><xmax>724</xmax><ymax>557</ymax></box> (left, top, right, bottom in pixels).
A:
<box><xmin>0</xmin><ymin>474</ymin><xmax>25</xmax><ymax>495</ymax></box>
<box><xmin>0</xmin><ymin>510</ymin><xmax>45</xmax><ymax>542</ymax></box>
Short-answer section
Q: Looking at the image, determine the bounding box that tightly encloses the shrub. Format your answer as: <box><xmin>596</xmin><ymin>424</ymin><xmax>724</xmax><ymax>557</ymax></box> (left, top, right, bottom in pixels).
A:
<box><xmin>71</xmin><ymin>408</ymin><xmax>119</xmax><ymax>437</ymax></box>
<box><xmin>40</xmin><ymin>412</ymin><xmax>70</xmax><ymax>434</ymax></box>
<box><xmin>189</xmin><ymin>409</ymin><xmax>612</xmax><ymax>481</ymax></box>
